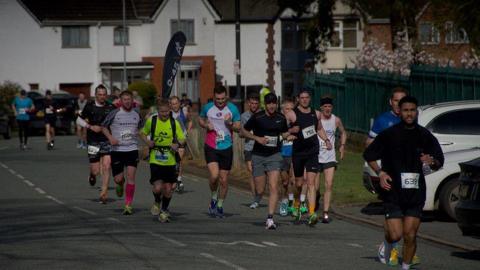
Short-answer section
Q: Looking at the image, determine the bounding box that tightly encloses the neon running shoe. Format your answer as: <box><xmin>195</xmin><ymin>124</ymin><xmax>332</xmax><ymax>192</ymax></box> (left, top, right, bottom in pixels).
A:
<box><xmin>122</xmin><ymin>205</ymin><xmax>133</xmax><ymax>215</ymax></box>
<box><xmin>279</xmin><ymin>201</ymin><xmax>288</xmax><ymax>217</ymax></box>
<box><xmin>216</xmin><ymin>207</ymin><xmax>225</xmax><ymax>218</ymax></box>
<box><xmin>388</xmin><ymin>247</ymin><xmax>399</xmax><ymax>266</ymax></box>
<box><xmin>151</xmin><ymin>203</ymin><xmax>161</xmax><ymax>216</ymax></box>
<box><xmin>411</xmin><ymin>254</ymin><xmax>421</xmax><ymax>266</ymax></box>
<box><xmin>300</xmin><ymin>202</ymin><xmax>308</xmax><ymax>214</ymax></box>
<box><xmin>292</xmin><ymin>207</ymin><xmax>301</xmax><ymax>221</ymax></box>
<box><xmin>158</xmin><ymin>210</ymin><xmax>170</xmax><ymax>223</ymax></box>
<box><xmin>208</xmin><ymin>199</ymin><xmax>217</xmax><ymax>216</ymax></box>
<box><xmin>265</xmin><ymin>218</ymin><xmax>277</xmax><ymax>230</ymax></box>
<box><xmin>116</xmin><ymin>180</ymin><xmax>124</xmax><ymax>198</ymax></box>
<box><xmin>307</xmin><ymin>213</ymin><xmax>318</xmax><ymax>226</ymax></box>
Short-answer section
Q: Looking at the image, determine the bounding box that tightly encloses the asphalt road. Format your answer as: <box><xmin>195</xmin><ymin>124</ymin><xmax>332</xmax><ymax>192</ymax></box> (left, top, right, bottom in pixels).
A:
<box><xmin>0</xmin><ymin>136</ymin><xmax>479</xmax><ymax>269</ymax></box>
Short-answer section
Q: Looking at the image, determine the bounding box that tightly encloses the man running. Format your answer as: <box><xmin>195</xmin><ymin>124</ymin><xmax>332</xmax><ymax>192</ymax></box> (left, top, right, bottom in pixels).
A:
<box><xmin>284</xmin><ymin>90</ymin><xmax>331</xmax><ymax>226</ymax></box>
<box><xmin>141</xmin><ymin>98</ymin><xmax>185</xmax><ymax>223</ymax></box>
<box><xmin>364</xmin><ymin>96</ymin><xmax>443</xmax><ymax>270</ymax></box>
<box><xmin>101</xmin><ymin>91</ymin><xmax>143</xmax><ymax>215</ymax></box>
<box><xmin>316</xmin><ymin>96</ymin><xmax>347</xmax><ymax>223</ymax></box>
<box><xmin>279</xmin><ymin>98</ymin><xmax>295</xmax><ymax>216</ymax></box>
<box><xmin>76</xmin><ymin>84</ymin><xmax>115</xmax><ymax>203</ymax></box>
<box><xmin>198</xmin><ymin>85</ymin><xmax>241</xmax><ymax>218</ymax></box>
<box><xmin>44</xmin><ymin>90</ymin><xmax>59</xmax><ymax>150</ymax></box>
<box><xmin>169</xmin><ymin>96</ymin><xmax>192</xmax><ymax>192</ymax></box>
<box><xmin>242</xmin><ymin>93</ymin><xmax>293</xmax><ymax>229</ymax></box>
<box><xmin>75</xmin><ymin>92</ymin><xmax>88</xmax><ymax>149</ymax></box>
<box><xmin>240</xmin><ymin>93</ymin><xmax>261</xmax><ymax>209</ymax></box>
<box><xmin>11</xmin><ymin>90</ymin><xmax>34</xmax><ymax>150</ymax></box>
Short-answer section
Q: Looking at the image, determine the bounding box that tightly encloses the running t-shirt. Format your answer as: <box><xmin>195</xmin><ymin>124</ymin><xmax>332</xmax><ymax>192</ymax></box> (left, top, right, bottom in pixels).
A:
<box><xmin>102</xmin><ymin>108</ymin><xmax>143</xmax><ymax>152</ymax></box>
<box><xmin>241</xmin><ymin>110</ymin><xmax>255</xmax><ymax>152</ymax></box>
<box><xmin>243</xmin><ymin>111</ymin><xmax>288</xmax><ymax>156</ymax></box>
<box><xmin>44</xmin><ymin>98</ymin><xmax>57</xmax><ymax>119</ymax></box>
<box><xmin>12</xmin><ymin>96</ymin><xmax>33</xmax><ymax>121</ymax></box>
<box><xmin>318</xmin><ymin>114</ymin><xmax>337</xmax><ymax>163</ymax></box>
<box><xmin>292</xmin><ymin>107</ymin><xmax>319</xmax><ymax>156</ymax></box>
<box><xmin>171</xmin><ymin>109</ymin><xmax>187</xmax><ymax>133</ymax></box>
<box><xmin>364</xmin><ymin>122</ymin><xmax>444</xmax><ymax>205</ymax></box>
<box><xmin>79</xmin><ymin>100</ymin><xmax>115</xmax><ymax>143</ymax></box>
<box><xmin>200</xmin><ymin>102</ymin><xmax>240</xmax><ymax>150</ymax></box>
<box><xmin>75</xmin><ymin>99</ymin><xmax>87</xmax><ymax>114</ymax></box>
<box><xmin>141</xmin><ymin>116</ymin><xmax>185</xmax><ymax>166</ymax></box>
<box><xmin>369</xmin><ymin>111</ymin><xmax>400</xmax><ymax>139</ymax></box>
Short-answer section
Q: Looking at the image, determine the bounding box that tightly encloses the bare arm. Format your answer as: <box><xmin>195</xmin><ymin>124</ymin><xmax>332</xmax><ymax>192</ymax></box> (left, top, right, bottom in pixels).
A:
<box><xmin>336</xmin><ymin>117</ymin><xmax>347</xmax><ymax>160</ymax></box>
<box><xmin>140</xmin><ymin>132</ymin><xmax>154</xmax><ymax>148</ymax></box>
<box><xmin>367</xmin><ymin>160</ymin><xmax>392</xmax><ymax>191</ymax></box>
<box><xmin>101</xmin><ymin>127</ymin><xmax>118</xmax><ymax>145</ymax></box>
<box><xmin>198</xmin><ymin>117</ymin><xmax>213</xmax><ymax>130</ymax></box>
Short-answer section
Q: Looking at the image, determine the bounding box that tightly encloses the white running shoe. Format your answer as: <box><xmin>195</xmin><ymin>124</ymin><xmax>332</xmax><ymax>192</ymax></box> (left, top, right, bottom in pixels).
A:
<box><xmin>265</xmin><ymin>218</ymin><xmax>277</xmax><ymax>230</ymax></box>
<box><xmin>249</xmin><ymin>201</ymin><xmax>259</xmax><ymax>209</ymax></box>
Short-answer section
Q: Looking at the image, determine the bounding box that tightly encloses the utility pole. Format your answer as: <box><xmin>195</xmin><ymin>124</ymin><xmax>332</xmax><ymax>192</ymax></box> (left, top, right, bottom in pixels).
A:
<box><xmin>234</xmin><ymin>0</ymin><xmax>242</xmax><ymax>110</ymax></box>
<box><xmin>122</xmin><ymin>0</ymin><xmax>127</xmax><ymax>90</ymax></box>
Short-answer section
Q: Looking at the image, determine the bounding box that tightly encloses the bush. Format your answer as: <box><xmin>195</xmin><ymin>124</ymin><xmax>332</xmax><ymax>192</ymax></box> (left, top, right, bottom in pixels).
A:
<box><xmin>0</xmin><ymin>81</ymin><xmax>22</xmax><ymax>115</ymax></box>
<box><xmin>128</xmin><ymin>81</ymin><xmax>157</xmax><ymax>109</ymax></box>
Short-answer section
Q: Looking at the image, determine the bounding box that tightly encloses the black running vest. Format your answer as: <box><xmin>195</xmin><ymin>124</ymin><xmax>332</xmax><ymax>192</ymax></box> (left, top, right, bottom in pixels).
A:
<box><xmin>292</xmin><ymin>107</ymin><xmax>319</xmax><ymax>156</ymax></box>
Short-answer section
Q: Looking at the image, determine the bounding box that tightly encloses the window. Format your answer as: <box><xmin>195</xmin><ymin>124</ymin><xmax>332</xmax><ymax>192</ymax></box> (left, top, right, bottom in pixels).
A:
<box><xmin>428</xmin><ymin>109</ymin><xmax>480</xmax><ymax>135</ymax></box>
<box><xmin>171</xmin><ymin>19</ymin><xmax>194</xmax><ymax>44</ymax></box>
<box><xmin>62</xmin><ymin>26</ymin><xmax>89</xmax><ymax>48</ymax></box>
<box><xmin>114</xmin><ymin>26</ymin><xmax>129</xmax><ymax>46</ymax></box>
<box><xmin>330</xmin><ymin>20</ymin><xmax>358</xmax><ymax>49</ymax></box>
<box><xmin>419</xmin><ymin>22</ymin><xmax>439</xmax><ymax>44</ymax></box>
<box><xmin>445</xmin><ymin>22</ymin><xmax>469</xmax><ymax>44</ymax></box>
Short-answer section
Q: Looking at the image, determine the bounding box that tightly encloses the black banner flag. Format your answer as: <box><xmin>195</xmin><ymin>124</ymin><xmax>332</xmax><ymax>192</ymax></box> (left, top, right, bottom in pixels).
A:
<box><xmin>161</xmin><ymin>31</ymin><xmax>186</xmax><ymax>98</ymax></box>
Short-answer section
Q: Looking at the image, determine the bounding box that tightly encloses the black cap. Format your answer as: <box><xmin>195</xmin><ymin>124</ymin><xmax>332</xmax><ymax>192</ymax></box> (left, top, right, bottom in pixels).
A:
<box><xmin>264</xmin><ymin>93</ymin><xmax>277</xmax><ymax>104</ymax></box>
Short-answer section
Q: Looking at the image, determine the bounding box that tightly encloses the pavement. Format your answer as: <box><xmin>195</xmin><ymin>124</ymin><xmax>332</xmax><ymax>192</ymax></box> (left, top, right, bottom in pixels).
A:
<box><xmin>0</xmin><ymin>135</ymin><xmax>479</xmax><ymax>269</ymax></box>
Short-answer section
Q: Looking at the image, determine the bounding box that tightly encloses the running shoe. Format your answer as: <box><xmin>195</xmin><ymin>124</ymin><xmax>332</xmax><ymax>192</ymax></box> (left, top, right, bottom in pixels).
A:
<box><xmin>249</xmin><ymin>201</ymin><xmax>259</xmax><ymax>209</ymax></box>
<box><xmin>122</xmin><ymin>205</ymin><xmax>133</xmax><ymax>215</ymax></box>
<box><xmin>151</xmin><ymin>203</ymin><xmax>161</xmax><ymax>216</ymax></box>
<box><xmin>116</xmin><ymin>180</ymin><xmax>124</xmax><ymax>198</ymax></box>
<box><xmin>47</xmin><ymin>143</ymin><xmax>52</xmax><ymax>150</ymax></box>
<box><xmin>216</xmin><ymin>207</ymin><xmax>225</xmax><ymax>218</ymax></box>
<box><xmin>158</xmin><ymin>210</ymin><xmax>170</xmax><ymax>223</ymax></box>
<box><xmin>176</xmin><ymin>181</ymin><xmax>184</xmax><ymax>193</ymax></box>
<box><xmin>300</xmin><ymin>202</ymin><xmax>308</xmax><ymax>214</ymax></box>
<box><xmin>307</xmin><ymin>213</ymin><xmax>318</xmax><ymax>226</ymax></box>
<box><xmin>388</xmin><ymin>247</ymin><xmax>399</xmax><ymax>266</ymax></box>
<box><xmin>208</xmin><ymin>199</ymin><xmax>217</xmax><ymax>216</ymax></box>
<box><xmin>279</xmin><ymin>201</ymin><xmax>288</xmax><ymax>216</ymax></box>
<box><xmin>99</xmin><ymin>192</ymin><xmax>107</xmax><ymax>204</ymax></box>
<box><xmin>321</xmin><ymin>212</ymin><xmax>331</xmax><ymax>223</ymax></box>
<box><xmin>265</xmin><ymin>218</ymin><xmax>277</xmax><ymax>230</ymax></box>
<box><xmin>378</xmin><ymin>241</ymin><xmax>387</xmax><ymax>264</ymax></box>
<box><xmin>412</xmin><ymin>255</ymin><xmax>420</xmax><ymax>266</ymax></box>
<box><xmin>292</xmin><ymin>207</ymin><xmax>301</xmax><ymax>221</ymax></box>
<box><xmin>288</xmin><ymin>205</ymin><xmax>296</xmax><ymax>215</ymax></box>
<box><xmin>88</xmin><ymin>175</ymin><xmax>96</xmax><ymax>186</ymax></box>
<box><xmin>77</xmin><ymin>141</ymin><xmax>82</xmax><ymax>149</ymax></box>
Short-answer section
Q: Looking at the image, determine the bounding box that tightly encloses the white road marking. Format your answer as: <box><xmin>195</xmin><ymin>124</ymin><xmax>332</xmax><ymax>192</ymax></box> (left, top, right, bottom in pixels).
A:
<box><xmin>8</xmin><ymin>169</ymin><xmax>16</xmax><ymax>174</ymax></box>
<box><xmin>207</xmin><ymin>241</ymin><xmax>266</xmax><ymax>248</ymax></box>
<box><xmin>35</xmin><ymin>187</ymin><xmax>46</xmax><ymax>194</ymax></box>
<box><xmin>0</xmin><ymin>162</ymin><xmax>7</xmax><ymax>168</ymax></box>
<box><xmin>24</xmin><ymin>180</ymin><xmax>35</xmax><ymax>187</ymax></box>
<box><xmin>148</xmin><ymin>231</ymin><xmax>187</xmax><ymax>247</ymax></box>
<box><xmin>200</xmin><ymin>253</ymin><xmax>247</xmax><ymax>270</ymax></box>
<box><xmin>45</xmin><ymin>195</ymin><xmax>65</xmax><ymax>205</ymax></box>
<box><xmin>16</xmin><ymin>174</ymin><xmax>25</xmax><ymax>179</ymax></box>
<box><xmin>261</xmin><ymin>241</ymin><xmax>279</xmax><ymax>247</ymax></box>
<box><xmin>73</xmin><ymin>206</ymin><xmax>97</xmax><ymax>216</ymax></box>
<box><xmin>347</xmin><ymin>243</ymin><xmax>364</xmax><ymax>248</ymax></box>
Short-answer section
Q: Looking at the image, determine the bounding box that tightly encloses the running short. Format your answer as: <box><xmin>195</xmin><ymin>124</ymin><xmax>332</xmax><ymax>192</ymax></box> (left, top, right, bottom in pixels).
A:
<box><xmin>318</xmin><ymin>161</ymin><xmax>337</xmax><ymax>172</ymax></box>
<box><xmin>281</xmin><ymin>156</ymin><xmax>292</xmax><ymax>172</ymax></box>
<box><xmin>384</xmin><ymin>202</ymin><xmax>424</xmax><ymax>219</ymax></box>
<box><xmin>251</xmin><ymin>152</ymin><xmax>283</xmax><ymax>177</ymax></box>
<box><xmin>150</xmin><ymin>164</ymin><xmax>177</xmax><ymax>184</ymax></box>
<box><xmin>87</xmin><ymin>141</ymin><xmax>112</xmax><ymax>163</ymax></box>
<box><xmin>204</xmin><ymin>144</ymin><xmax>233</xmax><ymax>171</ymax></box>
<box><xmin>292</xmin><ymin>154</ymin><xmax>319</xmax><ymax>177</ymax></box>
<box><xmin>44</xmin><ymin>116</ymin><xmax>56</xmax><ymax>127</ymax></box>
<box><xmin>111</xmin><ymin>150</ymin><xmax>139</xmax><ymax>176</ymax></box>
<box><xmin>244</xmin><ymin>150</ymin><xmax>252</xmax><ymax>162</ymax></box>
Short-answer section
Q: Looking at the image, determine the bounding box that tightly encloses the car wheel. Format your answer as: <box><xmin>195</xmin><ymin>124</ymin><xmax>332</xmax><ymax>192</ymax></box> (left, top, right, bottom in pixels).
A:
<box><xmin>439</xmin><ymin>177</ymin><xmax>460</xmax><ymax>221</ymax></box>
<box><xmin>3</xmin><ymin>126</ymin><xmax>11</xmax><ymax>139</ymax></box>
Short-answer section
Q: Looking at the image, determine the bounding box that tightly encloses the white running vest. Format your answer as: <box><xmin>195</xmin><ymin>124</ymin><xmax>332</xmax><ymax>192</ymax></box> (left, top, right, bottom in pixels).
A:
<box><xmin>318</xmin><ymin>114</ymin><xmax>337</xmax><ymax>163</ymax></box>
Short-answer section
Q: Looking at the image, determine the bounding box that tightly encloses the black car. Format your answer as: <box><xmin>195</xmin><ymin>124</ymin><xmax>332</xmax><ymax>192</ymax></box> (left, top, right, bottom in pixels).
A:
<box><xmin>456</xmin><ymin>157</ymin><xmax>480</xmax><ymax>236</ymax></box>
<box><xmin>30</xmin><ymin>93</ymin><xmax>77</xmax><ymax>134</ymax></box>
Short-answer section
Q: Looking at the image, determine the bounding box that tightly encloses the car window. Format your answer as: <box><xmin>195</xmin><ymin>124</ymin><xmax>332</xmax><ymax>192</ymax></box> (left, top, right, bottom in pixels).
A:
<box><xmin>427</xmin><ymin>109</ymin><xmax>480</xmax><ymax>135</ymax></box>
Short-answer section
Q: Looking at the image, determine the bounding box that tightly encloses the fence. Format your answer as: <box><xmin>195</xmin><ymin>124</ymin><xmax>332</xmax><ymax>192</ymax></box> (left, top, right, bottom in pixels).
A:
<box><xmin>305</xmin><ymin>65</ymin><xmax>480</xmax><ymax>133</ymax></box>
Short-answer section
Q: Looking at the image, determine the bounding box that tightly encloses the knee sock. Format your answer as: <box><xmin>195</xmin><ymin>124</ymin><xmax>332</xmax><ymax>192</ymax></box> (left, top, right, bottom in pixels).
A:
<box><xmin>161</xmin><ymin>196</ymin><xmax>171</xmax><ymax>211</ymax></box>
<box><xmin>217</xmin><ymin>199</ymin><xmax>224</xmax><ymax>208</ymax></box>
<box><xmin>125</xmin><ymin>184</ymin><xmax>135</xmax><ymax>205</ymax></box>
<box><xmin>300</xmin><ymin>194</ymin><xmax>306</xmax><ymax>203</ymax></box>
<box><xmin>211</xmin><ymin>191</ymin><xmax>218</xmax><ymax>201</ymax></box>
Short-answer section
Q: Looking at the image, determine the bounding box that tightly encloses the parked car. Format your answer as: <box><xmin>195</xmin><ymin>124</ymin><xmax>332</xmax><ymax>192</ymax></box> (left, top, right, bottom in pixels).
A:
<box><xmin>456</xmin><ymin>157</ymin><xmax>480</xmax><ymax>236</ymax></box>
<box><xmin>27</xmin><ymin>91</ymin><xmax>43</xmax><ymax>100</ymax></box>
<box><xmin>29</xmin><ymin>93</ymin><xmax>77</xmax><ymax>134</ymax></box>
<box><xmin>0</xmin><ymin>108</ymin><xmax>11</xmax><ymax>139</ymax></box>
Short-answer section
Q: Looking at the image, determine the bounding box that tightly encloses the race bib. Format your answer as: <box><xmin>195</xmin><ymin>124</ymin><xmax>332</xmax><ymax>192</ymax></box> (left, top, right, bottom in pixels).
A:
<box><xmin>121</xmin><ymin>131</ymin><xmax>134</xmax><ymax>141</ymax></box>
<box><xmin>154</xmin><ymin>150</ymin><xmax>169</xmax><ymax>162</ymax></box>
<box><xmin>216</xmin><ymin>130</ymin><xmax>225</xmax><ymax>142</ymax></box>
<box><xmin>46</xmin><ymin>108</ymin><xmax>53</xmax><ymax>114</ymax></box>
<box><xmin>401</xmin><ymin>173</ymin><xmax>420</xmax><ymax>189</ymax></box>
<box><xmin>87</xmin><ymin>145</ymin><xmax>100</xmax><ymax>155</ymax></box>
<box><xmin>302</xmin><ymin>125</ymin><xmax>316</xmax><ymax>139</ymax></box>
<box><xmin>18</xmin><ymin>108</ymin><xmax>27</xmax><ymax>115</ymax></box>
<box><xmin>282</xmin><ymin>140</ymin><xmax>293</xmax><ymax>146</ymax></box>
<box><xmin>265</xmin><ymin>136</ymin><xmax>278</xmax><ymax>147</ymax></box>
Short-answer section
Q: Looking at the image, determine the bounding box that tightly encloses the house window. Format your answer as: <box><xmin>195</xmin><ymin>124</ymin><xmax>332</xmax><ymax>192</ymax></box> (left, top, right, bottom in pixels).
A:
<box><xmin>171</xmin><ymin>19</ymin><xmax>194</xmax><ymax>44</ymax></box>
<box><xmin>114</xmin><ymin>26</ymin><xmax>129</xmax><ymax>46</ymax></box>
<box><xmin>330</xmin><ymin>20</ymin><xmax>358</xmax><ymax>49</ymax></box>
<box><xmin>419</xmin><ymin>22</ymin><xmax>439</xmax><ymax>44</ymax></box>
<box><xmin>62</xmin><ymin>26</ymin><xmax>89</xmax><ymax>48</ymax></box>
<box><xmin>445</xmin><ymin>22</ymin><xmax>469</xmax><ymax>44</ymax></box>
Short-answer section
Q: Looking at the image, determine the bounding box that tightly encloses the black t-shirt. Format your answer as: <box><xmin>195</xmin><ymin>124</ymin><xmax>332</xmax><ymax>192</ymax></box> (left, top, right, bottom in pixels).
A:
<box><xmin>79</xmin><ymin>100</ymin><xmax>115</xmax><ymax>143</ymax></box>
<box><xmin>291</xmin><ymin>107</ymin><xmax>319</xmax><ymax>156</ymax></box>
<box><xmin>44</xmin><ymin>98</ymin><xmax>57</xmax><ymax>118</ymax></box>
<box><xmin>243</xmin><ymin>111</ymin><xmax>288</xmax><ymax>156</ymax></box>
<box><xmin>363</xmin><ymin>122</ymin><xmax>444</xmax><ymax>205</ymax></box>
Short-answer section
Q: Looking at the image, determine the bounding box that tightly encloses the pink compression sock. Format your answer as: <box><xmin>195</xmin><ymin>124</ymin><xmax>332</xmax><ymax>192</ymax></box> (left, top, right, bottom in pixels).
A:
<box><xmin>125</xmin><ymin>183</ymin><xmax>135</xmax><ymax>205</ymax></box>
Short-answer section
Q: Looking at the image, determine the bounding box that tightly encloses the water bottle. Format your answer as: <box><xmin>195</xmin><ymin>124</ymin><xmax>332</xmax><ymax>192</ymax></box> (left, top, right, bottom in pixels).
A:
<box><xmin>422</xmin><ymin>162</ymin><xmax>432</xmax><ymax>176</ymax></box>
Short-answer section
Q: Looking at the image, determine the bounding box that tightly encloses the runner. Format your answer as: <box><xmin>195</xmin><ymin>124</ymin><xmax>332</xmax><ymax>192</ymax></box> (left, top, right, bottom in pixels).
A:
<box><xmin>141</xmin><ymin>98</ymin><xmax>185</xmax><ymax>223</ymax></box>
<box><xmin>198</xmin><ymin>85</ymin><xmax>241</xmax><ymax>218</ymax></box>
<box><xmin>315</xmin><ymin>96</ymin><xmax>347</xmax><ymax>223</ymax></box>
<box><xmin>169</xmin><ymin>96</ymin><xmax>192</xmax><ymax>193</ymax></box>
<box><xmin>76</xmin><ymin>84</ymin><xmax>115</xmax><ymax>203</ymax></box>
<box><xmin>279</xmin><ymin>98</ymin><xmax>295</xmax><ymax>216</ymax></box>
<box><xmin>284</xmin><ymin>90</ymin><xmax>331</xmax><ymax>226</ymax></box>
<box><xmin>101</xmin><ymin>91</ymin><xmax>143</xmax><ymax>215</ymax></box>
<box><xmin>75</xmin><ymin>93</ymin><xmax>88</xmax><ymax>149</ymax></box>
<box><xmin>364</xmin><ymin>96</ymin><xmax>444</xmax><ymax>269</ymax></box>
<box><xmin>240</xmin><ymin>93</ymin><xmax>261</xmax><ymax>209</ymax></box>
<box><xmin>242</xmin><ymin>93</ymin><xmax>293</xmax><ymax>229</ymax></box>
<box><xmin>11</xmin><ymin>90</ymin><xmax>34</xmax><ymax>150</ymax></box>
<box><xmin>44</xmin><ymin>90</ymin><xmax>59</xmax><ymax>150</ymax></box>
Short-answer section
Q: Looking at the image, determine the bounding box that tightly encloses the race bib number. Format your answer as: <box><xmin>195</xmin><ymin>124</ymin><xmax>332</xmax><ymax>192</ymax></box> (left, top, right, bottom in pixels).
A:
<box><xmin>216</xmin><ymin>130</ymin><xmax>225</xmax><ymax>142</ymax></box>
<box><xmin>46</xmin><ymin>107</ymin><xmax>53</xmax><ymax>114</ymax></box>
<box><xmin>121</xmin><ymin>131</ymin><xmax>134</xmax><ymax>141</ymax></box>
<box><xmin>18</xmin><ymin>108</ymin><xmax>27</xmax><ymax>115</ymax></box>
<box><xmin>401</xmin><ymin>173</ymin><xmax>420</xmax><ymax>189</ymax></box>
<box><xmin>265</xmin><ymin>136</ymin><xmax>278</xmax><ymax>147</ymax></box>
<box><xmin>155</xmin><ymin>150</ymin><xmax>169</xmax><ymax>162</ymax></box>
<box><xmin>87</xmin><ymin>145</ymin><xmax>100</xmax><ymax>155</ymax></box>
<box><xmin>302</xmin><ymin>125</ymin><xmax>316</xmax><ymax>139</ymax></box>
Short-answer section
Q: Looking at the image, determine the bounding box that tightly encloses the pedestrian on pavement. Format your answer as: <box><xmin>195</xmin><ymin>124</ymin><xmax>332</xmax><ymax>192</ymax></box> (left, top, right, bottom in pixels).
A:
<box><xmin>11</xmin><ymin>89</ymin><xmax>34</xmax><ymax>150</ymax></box>
<box><xmin>141</xmin><ymin>98</ymin><xmax>185</xmax><ymax>223</ymax></box>
<box><xmin>315</xmin><ymin>96</ymin><xmax>347</xmax><ymax>223</ymax></box>
<box><xmin>241</xmin><ymin>93</ymin><xmax>293</xmax><ymax>229</ymax></box>
<box><xmin>101</xmin><ymin>90</ymin><xmax>143</xmax><ymax>215</ymax></box>
<box><xmin>76</xmin><ymin>84</ymin><xmax>115</xmax><ymax>203</ymax></box>
<box><xmin>44</xmin><ymin>90</ymin><xmax>60</xmax><ymax>150</ymax></box>
<box><xmin>240</xmin><ymin>93</ymin><xmax>262</xmax><ymax>209</ymax></box>
<box><xmin>198</xmin><ymin>85</ymin><xmax>241</xmax><ymax>218</ymax></box>
<box><xmin>75</xmin><ymin>92</ymin><xmax>88</xmax><ymax>149</ymax></box>
<box><xmin>364</xmin><ymin>96</ymin><xmax>444</xmax><ymax>270</ymax></box>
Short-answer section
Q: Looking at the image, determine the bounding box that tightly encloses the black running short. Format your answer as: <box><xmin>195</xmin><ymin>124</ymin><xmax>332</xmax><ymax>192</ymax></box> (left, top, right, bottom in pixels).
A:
<box><xmin>318</xmin><ymin>161</ymin><xmax>337</xmax><ymax>172</ymax></box>
<box><xmin>292</xmin><ymin>154</ymin><xmax>319</xmax><ymax>177</ymax></box>
<box><xmin>87</xmin><ymin>141</ymin><xmax>112</xmax><ymax>163</ymax></box>
<box><xmin>44</xmin><ymin>116</ymin><xmax>56</xmax><ymax>127</ymax></box>
<box><xmin>150</xmin><ymin>164</ymin><xmax>177</xmax><ymax>184</ymax></box>
<box><xmin>204</xmin><ymin>144</ymin><xmax>233</xmax><ymax>171</ymax></box>
<box><xmin>384</xmin><ymin>202</ymin><xmax>424</xmax><ymax>219</ymax></box>
<box><xmin>111</xmin><ymin>150</ymin><xmax>139</xmax><ymax>176</ymax></box>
